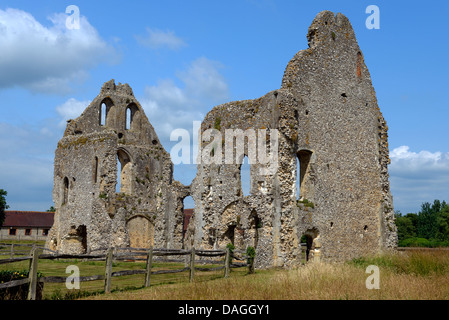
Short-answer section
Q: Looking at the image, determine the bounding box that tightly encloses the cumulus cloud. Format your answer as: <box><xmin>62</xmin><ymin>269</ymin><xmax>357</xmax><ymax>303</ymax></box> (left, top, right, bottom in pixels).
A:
<box><xmin>135</xmin><ymin>28</ymin><xmax>187</xmax><ymax>50</ymax></box>
<box><xmin>140</xmin><ymin>57</ymin><xmax>229</xmax><ymax>142</ymax></box>
<box><xmin>55</xmin><ymin>98</ymin><xmax>91</xmax><ymax>127</ymax></box>
<box><xmin>0</xmin><ymin>8</ymin><xmax>119</xmax><ymax>94</ymax></box>
<box><xmin>389</xmin><ymin>146</ymin><xmax>449</xmax><ymax>213</ymax></box>
<box><xmin>139</xmin><ymin>57</ymin><xmax>229</xmax><ymax>185</ymax></box>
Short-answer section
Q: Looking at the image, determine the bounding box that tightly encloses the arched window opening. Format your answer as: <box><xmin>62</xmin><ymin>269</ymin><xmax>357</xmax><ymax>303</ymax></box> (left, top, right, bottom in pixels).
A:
<box><xmin>116</xmin><ymin>149</ymin><xmax>132</xmax><ymax>194</ymax></box>
<box><xmin>296</xmin><ymin>150</ymin><xmax>312</xmax><ymax>200</ymax></box>
<box><xmin>62</xmin><ymin>177</ymin><xmax>69</xmax><ymax>205</ymax></box>
<box><xmin>125</xmin><ymin>103</ymin><xmax>139</xmax><ymax>131</ymax></box>
<box><xmin>125</xmin><ymin>108</ymin><xmax>132</xmax><ymax>130</ymax></box>
<box><xmin>100</xmin><ymin>103</ymin><xmax>107</xmax><ymax>126</ymax></box>
<box><xmin>99</xmin><ymin>98</ymin><xmax>114</xmax><ymax>127</ymax></box>
<box><xmin>240</xmin><ymin>156</ymin><xmax>251</xmax><ymax>196</ymax></box>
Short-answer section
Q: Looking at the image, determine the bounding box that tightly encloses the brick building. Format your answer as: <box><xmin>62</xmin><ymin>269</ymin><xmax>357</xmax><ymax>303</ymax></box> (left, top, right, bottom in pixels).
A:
<box><xmin>0</xmin><ymin>211</ymin><xmax>54</xmax><ymax>241</ymax></box>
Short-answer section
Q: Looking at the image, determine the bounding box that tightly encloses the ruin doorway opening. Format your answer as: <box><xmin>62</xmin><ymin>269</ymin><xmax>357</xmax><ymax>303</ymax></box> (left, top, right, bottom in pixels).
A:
<box><xmin>249</xmin><ymin>210</ymin><xmax>261</xmax><ymax>249</ymax></box>
<box><xmin>224</xmin><ymin>224</ymin><xmax>236</xmax><ymax>245</ymax></box>
<box><xmin>300</xmin><ymin>228</ymin><xmax>319</xmax><ymax>263</ymax></box>
<box><xmin>77</xmin><ymin>225</ymin><xmax>87</xmax><ymax>253</ymax></box>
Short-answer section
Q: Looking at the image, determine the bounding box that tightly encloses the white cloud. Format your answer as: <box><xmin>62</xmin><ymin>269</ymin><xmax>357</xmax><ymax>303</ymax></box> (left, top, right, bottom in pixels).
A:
<box><xmin>0</xmin><ymin>8</ymin><xmax>119</xmax><ymax>94</ymax></box>
<box><xmin>139</xmin><ymin>57</ymin><xmax>229</xmax><ymax>185</ymax></box>
<box><xmin>140</xmin><ymin>57</ymin><xmax>229</xmax><ymax>143</ymax></box>
<box><xmin>390</xmin><ymin>146</ymin><xmax>449</xmax><ymax>179</ymax></box>
<box><xmin>55</xmin><ymin>98</ymin><xmax>91</xmax><ymax>128</ymax></box>
<box><xmin>389</xmin><ymin>146</ymin><xmax>449</xmax><ymax>213</ymax></box>
<box><xmin>135</xmin><ymin>28</ymin><xmax>187</xmax><ymax>50</ymax></box>
<box><xmin>177</xmin><ymin>57</ymin><xmax>229</xmax><ymax>102</ymax></box>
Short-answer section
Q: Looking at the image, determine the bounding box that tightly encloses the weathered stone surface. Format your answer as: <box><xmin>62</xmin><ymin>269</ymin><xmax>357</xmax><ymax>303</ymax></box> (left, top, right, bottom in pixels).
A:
<box><xmin>47</xmin><ymin>11</ymin><xmax>397</xmax><ymax>267</ymax></box>
<box><xmin>46</xmin><ymin>81</ymin><xmax>187</xmax><ymax>254</ymax></box>
<box><xmin>188</xmin><ymin>10</ymin><xmax>397</xmax><ymax>268</ymax></box>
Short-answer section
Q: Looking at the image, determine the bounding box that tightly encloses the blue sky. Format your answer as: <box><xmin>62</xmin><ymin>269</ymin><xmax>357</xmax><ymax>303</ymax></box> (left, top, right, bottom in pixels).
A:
<box><xmin>0</xmin><ymin>0</ymin><xmax>448</xmax><ymax>214</ymax></box>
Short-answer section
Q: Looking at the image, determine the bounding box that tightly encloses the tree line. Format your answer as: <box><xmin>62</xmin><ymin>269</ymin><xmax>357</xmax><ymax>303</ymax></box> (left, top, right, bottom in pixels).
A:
<box><xmin>395</xmin><ymin>199</ymin><xmax>449</xmax><ymax>247</ymax></box>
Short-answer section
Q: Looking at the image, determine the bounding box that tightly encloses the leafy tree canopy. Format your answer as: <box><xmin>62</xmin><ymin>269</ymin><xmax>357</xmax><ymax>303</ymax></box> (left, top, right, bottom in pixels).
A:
<box><xmin>0</xmin><ymin>189</ymin><xmax>9</xmax><ymax>227</ymax></box>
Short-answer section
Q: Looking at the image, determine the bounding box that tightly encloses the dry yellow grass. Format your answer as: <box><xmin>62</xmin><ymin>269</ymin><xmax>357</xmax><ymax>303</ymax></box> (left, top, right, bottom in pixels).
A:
<box><xmin>84</xmin><ymin>250</ymin><xmax>449</xmax><ymax>300</ymax></box>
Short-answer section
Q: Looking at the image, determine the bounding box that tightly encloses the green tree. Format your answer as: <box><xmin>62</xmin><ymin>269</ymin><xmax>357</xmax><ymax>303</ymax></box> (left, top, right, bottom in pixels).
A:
<box><xmin>417</xmin><ymin>200</ymin><xmax>439</xmax><ymax>239</ymax></box>
<box><xmin>46</xmin><ymin>206</ymin><xmax>56</xmax><ymax>212</ymax></box>
<box><xmin>404</xmin><ymin>213</ymin><xmax>418</xmax><ymax>232</ymax></box>
<box><xmin>436</xmin><ymin>202</ymin><xmax>449</xmax><ymax>241</ymax></box>
<box><xmin>0</xmin><ymin>189</ymin><xmax>9</xmax><ymax>227</ymax></box>
<box><xmin>395</xmin><ymin>211</ymin><xmax>417</xmax><ymax>241</ymax></box>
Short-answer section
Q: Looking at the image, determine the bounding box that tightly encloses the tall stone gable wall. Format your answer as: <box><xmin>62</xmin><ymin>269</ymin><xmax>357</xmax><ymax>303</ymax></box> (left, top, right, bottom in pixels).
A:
<box><xmin>189</xmin><ymin>11</ymin><xmax>397</xmax><ymax>268</ymax></box>
<box><xmin>46</xmin><ymin>11</ymin><xmax>397</xmax><ymax>266</ymax></box>
<box><xmin>46</xmin><ymin>80</ymin><xmax>187</xmax><ymax>253</ymax></box>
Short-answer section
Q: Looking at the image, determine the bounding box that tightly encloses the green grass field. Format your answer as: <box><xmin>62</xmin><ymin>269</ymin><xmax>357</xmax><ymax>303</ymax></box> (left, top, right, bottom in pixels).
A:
<box><xmin>0</xmin><ymin>240</ymin><xmax>248</xmax><ymax>300</ymax></box>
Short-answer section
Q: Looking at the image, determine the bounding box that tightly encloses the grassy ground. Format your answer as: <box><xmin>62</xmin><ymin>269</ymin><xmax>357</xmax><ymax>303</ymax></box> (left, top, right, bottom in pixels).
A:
<box><xmin>84</xmin><ymin>249</ymin><xmax>449</xmax><ymax>300</ymax></box>
<box><xmin>0</xmin><ymin>240</ymin><xmax>245</xmax><ymax>300</ymax></box>
<box><xmin>2</xmin><ymin>241</ymin><xmax>449</xmax><ymax>300</ymax></box>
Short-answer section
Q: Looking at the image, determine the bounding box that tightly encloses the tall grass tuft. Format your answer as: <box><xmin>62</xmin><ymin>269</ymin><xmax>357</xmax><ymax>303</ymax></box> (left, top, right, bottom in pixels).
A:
<box><xmin>350</xmin><ymin>249</ymin><xmax>449</xmax><ymax>276</ymax></box>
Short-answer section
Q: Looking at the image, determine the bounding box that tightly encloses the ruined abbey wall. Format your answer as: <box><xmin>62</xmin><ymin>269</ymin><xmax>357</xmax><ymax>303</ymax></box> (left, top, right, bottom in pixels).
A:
<box><xmin>188</xmin><ymin>11</ymin><xmax>397</xmax><ymax>268</ymax></box>
<box><xmin>47</xmin><ymin>11</ymin><xmax>397</xmax><ymax>267</ymax></box>
<box><xmin>46</xmin><ymin>80</ymin><xmax>187</xmax><ymax>253</ymax></box>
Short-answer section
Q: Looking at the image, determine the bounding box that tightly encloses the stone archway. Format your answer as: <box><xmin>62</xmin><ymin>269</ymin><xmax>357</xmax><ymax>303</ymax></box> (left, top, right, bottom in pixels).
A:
<box><xmin>300</xmin><ymin>227</ymin><xmax>320</xmax><ymax>263</ymax></box>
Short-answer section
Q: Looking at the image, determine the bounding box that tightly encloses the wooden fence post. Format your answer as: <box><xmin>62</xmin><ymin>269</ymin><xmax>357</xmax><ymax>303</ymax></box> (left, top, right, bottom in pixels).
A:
<box><xmin>10</xmin><ymin>243</ymin><xmax>14</xmax><ymax>259</ymax></box>
<box><xmin>27</xmin><ymin>247</ymin><xmax>39</xmax><ymax>300</ymax></box>
<box><xmin>144</xmin><ymin>247</ymin><xmax>153</xmax><ymax>287</ymax></box>
<box><xmin>104</xmin><ymin>247</ymin><xmax>113</xmax><ymax>294</ymax></box>
<box><xmin>224</xmin><ymin>247</ymin><xmax>230</xmax><ymax>278</ymax></box>
<box><xmin>189</xmin><ymin>247</ymin><xmax>195</xmax><ymax>283</ymax></box>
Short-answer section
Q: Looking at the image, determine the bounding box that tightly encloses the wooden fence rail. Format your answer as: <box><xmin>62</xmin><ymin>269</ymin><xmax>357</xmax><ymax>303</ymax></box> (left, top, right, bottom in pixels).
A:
<box><xmin>0</xmin><ymin>244</ymin><xmax>254</xmax><ymax>300</ymax></box>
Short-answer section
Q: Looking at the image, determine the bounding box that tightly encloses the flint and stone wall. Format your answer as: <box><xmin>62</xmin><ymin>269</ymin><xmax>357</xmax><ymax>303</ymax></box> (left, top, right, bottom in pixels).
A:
<box><xmin>47</xmin><ymin>11</ymin><xmax>397</xmax><ymax>267</ymax></box>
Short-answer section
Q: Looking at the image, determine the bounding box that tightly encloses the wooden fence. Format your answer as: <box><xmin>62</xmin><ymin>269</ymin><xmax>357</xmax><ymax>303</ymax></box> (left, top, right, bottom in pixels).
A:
<box><xmin>0</xmin><ymin>243</ymin><xmax>254</xmax><ymax>300</ymax></box>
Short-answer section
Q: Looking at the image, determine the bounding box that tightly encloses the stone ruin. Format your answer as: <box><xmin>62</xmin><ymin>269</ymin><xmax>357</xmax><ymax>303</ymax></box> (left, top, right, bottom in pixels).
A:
<box><xmin>46</xmin><ymin>11</ymin><xmax>397</xmax><ymax>268</ymax></box>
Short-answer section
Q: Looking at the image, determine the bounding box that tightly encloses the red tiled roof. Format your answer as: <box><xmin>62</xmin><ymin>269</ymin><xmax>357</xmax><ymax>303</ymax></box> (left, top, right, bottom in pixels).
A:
<box><xmin>2</xmin><ymin>211</ymin><xmax>54</xmax><ymax>228</ymax></box>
